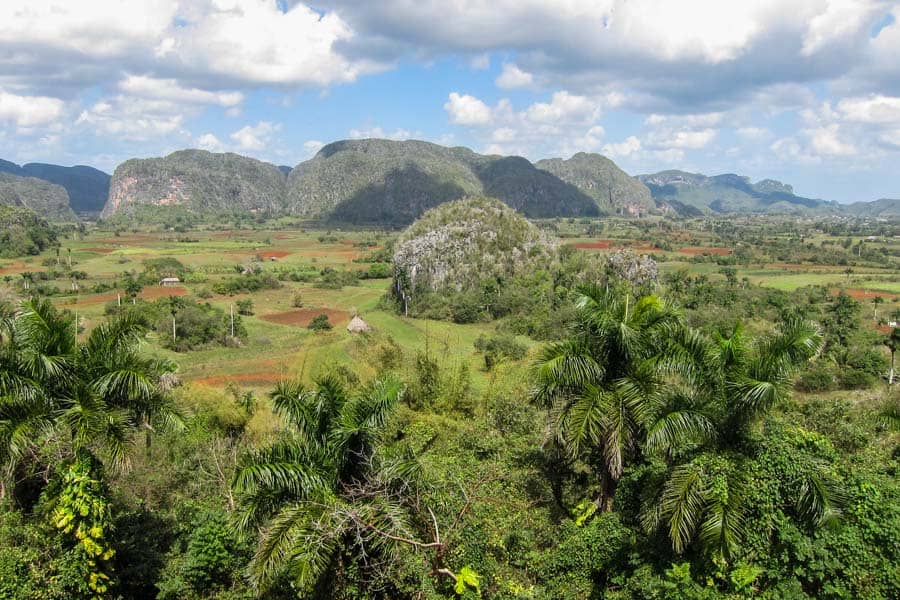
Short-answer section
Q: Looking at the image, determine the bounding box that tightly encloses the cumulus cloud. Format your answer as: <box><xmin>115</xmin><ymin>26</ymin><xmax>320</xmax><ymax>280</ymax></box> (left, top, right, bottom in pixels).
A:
<box><xmin>119</xmin><ymin>75</ymin><xmax>243</xmax><ymax>108</ymax></box>
<box><xmin>75</xmin><ymin>96</ymin><xmax>186</xmax><ymax>141</ymax></box>
<box><xmin>496</xmin><ymin>63</ymin><xmax>535</xmax><ymax>89</ymax></box>
<box><xmin>327</xmin><ymin>0</ymin><xmax>892</xmax><ymax>109</ymax></box>
<box><xmin>603</xmin><ymin>136</ymin><xmax>642</xmax><ymax>158</ymax></box>
<box><xmin>196</xmin><ymin>133</ymin><xmax>224</xmax><ymax>152</ymax></box>
<box><xmin>230</xmin><ymin>121</ymin><xmax>280</xmax><ymax>151</ymax></box>
<box><xmin>443</xmin><ymin>89</ymin><xmax>605</xmax><ymax>157</ymax></box>
<box><xmin>348</xmin><ymin>126</ymin><xmax>414</xmax><ymax>140</ymax></box>
<box><xmin>444</xmin><ymin>93</ymin><xmax>493</xmax><ymax>125</ymax></box>
<box><xmin>0</xmin><ymin>89</ymin><xmax>64</xmax><ymax>128</ymax></box>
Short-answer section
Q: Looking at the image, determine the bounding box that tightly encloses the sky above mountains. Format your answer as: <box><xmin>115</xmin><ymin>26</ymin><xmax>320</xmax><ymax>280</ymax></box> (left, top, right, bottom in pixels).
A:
<box><xmin>1</xmin><ymin>0</ymin><xmax>898</xmax><ymax>203</ymax></box>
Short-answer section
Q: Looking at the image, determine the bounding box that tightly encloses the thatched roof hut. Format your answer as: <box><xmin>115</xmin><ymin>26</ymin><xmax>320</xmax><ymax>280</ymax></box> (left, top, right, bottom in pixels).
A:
<box><xmin>347</xmin><ymin>315</ymin><xmax>371</xmax><ymax>333</ymax></box>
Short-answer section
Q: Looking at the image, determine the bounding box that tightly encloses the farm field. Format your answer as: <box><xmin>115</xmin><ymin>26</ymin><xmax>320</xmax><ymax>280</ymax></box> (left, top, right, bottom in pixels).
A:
<box><xmin>3</xmin><ymin>218</ymin><xmax>898</xmax><ymax>401</ymax></box>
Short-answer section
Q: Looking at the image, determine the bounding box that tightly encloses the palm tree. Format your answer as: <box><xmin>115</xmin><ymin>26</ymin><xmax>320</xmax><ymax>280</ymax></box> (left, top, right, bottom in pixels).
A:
<box><xmin>233</xmin><ymin>374</ymin><xmax>421</xmax><ymax>596</ymax></box>
<box><xmin>642</xmin><ymin>317</ymin><xmax>833</xmax><ymax>559</ymax></box>
<box><xmin>532</xmin><ymin>284</ymin><xmax>698</xmax><ymax>512</ymax></box>
<box><xmin>0</xmin><ymin>298</ymin><xmax>180</xmax><ymax>501</ymax></box>
<box><xmin>886</xmin><ymin>327</ymin><xmax>900</xmax><ymax>385</ymax></box>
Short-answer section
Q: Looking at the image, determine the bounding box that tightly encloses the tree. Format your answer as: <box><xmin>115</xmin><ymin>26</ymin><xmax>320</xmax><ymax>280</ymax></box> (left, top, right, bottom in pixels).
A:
<box><xmin>886</xmin><ymin>327</ymin><xmax>900</xmax><ymax>385</ymax></box>
<box><xmin>308</xmin><ymin>313</ymin><xmax>332</xmax><ymax>331</ymax></box>
<box><xmin>0</xmin><ymin>298</ymin><xmax>180</xmax><ymax>502</ymax></box>
<box><xmin>232</xmin><ymin>375</ymin><xmax>422</xmax><ymax>596</ymax></box>
<box><xmin>642</xmin><ymin>317</ymin><xmax>834</xmax><ymax>559</ymax></box>
<box><xmin>532</xmin><ymin>284</ymin><xmax>694</xmax><ymax>512</ymax></box>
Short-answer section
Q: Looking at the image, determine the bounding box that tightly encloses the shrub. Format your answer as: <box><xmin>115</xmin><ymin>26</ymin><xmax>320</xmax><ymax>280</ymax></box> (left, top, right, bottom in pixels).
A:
<box><xmin>308</xmin><ymin>314</ymin><xmax>332</xmax><ymax>331</ymax></box>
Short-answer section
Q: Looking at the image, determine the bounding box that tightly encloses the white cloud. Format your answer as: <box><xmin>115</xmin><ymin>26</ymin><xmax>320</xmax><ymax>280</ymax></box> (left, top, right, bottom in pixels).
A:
<box><xmin>197</xmin><ymin>133</ymin><xmax>224</xmax><ymax>152</ymax></box>
<box><xmin>837</xmin><ymin>95</ymin><xmax>900</xmax><ymax>124</ymax></box>
<box><xmin>737</xmin><ymin>126</ymin><xmax>772</xmax><ymax>140</ymax></box>
<box><xmin>496</xmin><ymin>63</ymin><xmax>535</xmax><ymax>89</ymax></box>
<box><xmin>0</xmin><ymin>89</ymin><xmax>64</xmax><ymax>128</ymax></box>
<box><xmin>119</xmin><ymin>75</ymin><xmax>243</xmax><ymax>108</ymax></box>
<box><xmin>76</xmin><ymin>96</ymin><xmax>186</xmax><ymax>140</ymax></box>
<box><xmin>348</xmin><ymin>126</ymin><xmax>414</xmax><ymax>140</ymax></box>
<box><xmin>808</xmin><ymin>124</ymin><xmax>856</xmax><ymax>156</ymax></box>
<box><xmin>524</xmin><ymin>91</ymin><xmax>598</xmax><ymax>124</ymax></box>
<box><xmin>304</xmin><ymin>139</ymin><xmax>325</xmax><ymax>156</ymax></box>
<box><xmin>230</xmin><ymin>121</ymin><xmax>280</xmax><ymax>151</ymax></box>
<box><xmin>444</xmin><ymin>93</ymin><xmax>493</xmax><ymax>125</ymax></box>
<box><xmin>603</xmin><ymin>136</ymin><xmax>642</xmax><ymax>158</ymax></box>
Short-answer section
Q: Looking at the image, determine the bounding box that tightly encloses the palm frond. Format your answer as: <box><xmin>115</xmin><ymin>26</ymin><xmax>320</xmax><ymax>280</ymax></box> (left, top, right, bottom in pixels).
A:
<box><xmin>645</xmin><ymin>410</ymin><xmax>716</xmax><ymax>455</ymax></box>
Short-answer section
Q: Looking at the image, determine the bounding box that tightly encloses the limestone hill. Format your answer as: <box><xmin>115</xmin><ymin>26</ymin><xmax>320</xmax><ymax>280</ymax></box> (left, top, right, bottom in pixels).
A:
<box><xmin>0</xmin><ymin>172</ymin><xmax>76</xmax><ymax>221</ymax></box>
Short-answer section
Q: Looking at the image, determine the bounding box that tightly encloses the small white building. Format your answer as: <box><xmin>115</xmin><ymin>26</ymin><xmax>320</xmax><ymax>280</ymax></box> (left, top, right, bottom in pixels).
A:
<box><xmin>160</xmin><ymin>277</ymin><xmax>181</xmax><ymax>286</ymax></box>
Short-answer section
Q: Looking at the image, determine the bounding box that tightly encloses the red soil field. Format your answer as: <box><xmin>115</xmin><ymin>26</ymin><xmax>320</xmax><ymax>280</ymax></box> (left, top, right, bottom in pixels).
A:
<box><xmin>679</xmin><ymin>247</ymin><xmax>732</xmax><ymax>255</ymax></box>
<box><xmin>258</xmin><ymin>250</ymin><xmax>291</xmax><ymax>259</ymax></box>
<box><xmin>0</xmin><ymin>262</ymin><xmax>28</xmax><ymax>275</ymax></box>
<box><xmin>83</xmin><ymin>247</ymin><xmax>114</xmax><ymax>253</ymax></box>
<box><xmin>260</xmin><ymin>308</ymin><xmax>351</xmax><ymax>327</ymax></box>
<box><xmin>571</xmin><ymin>239</ymin><xmax>614</xmax><ymax>249</ymax></box>
<box><xmin>831</xmin><ymin>288</ymin><xmax>895</xmax><ymax>301</ymax></box>
<box><xmin>194</xmin><ymin>372</ymin><xmax>284</xmax><ymax>387</ymax></box>
<box><xmin>140</xmin><ymin>286</ymin><xmax>189</xmax><ymax>299</ymax></box>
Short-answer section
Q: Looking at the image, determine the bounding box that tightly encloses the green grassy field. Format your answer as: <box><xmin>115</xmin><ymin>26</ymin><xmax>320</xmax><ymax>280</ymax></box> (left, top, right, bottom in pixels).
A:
<box><xmin>3</xmin><ymin>221</ymin><xmax>897</xmax><ymax>399</ymax></box>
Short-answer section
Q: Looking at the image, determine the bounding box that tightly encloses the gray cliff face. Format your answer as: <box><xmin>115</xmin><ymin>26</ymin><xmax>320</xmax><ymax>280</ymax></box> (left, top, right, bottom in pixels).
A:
<box><xmin>102</xmin><ymin>150</ymin><xmax>286</xmax><ymax>219</ymax></box>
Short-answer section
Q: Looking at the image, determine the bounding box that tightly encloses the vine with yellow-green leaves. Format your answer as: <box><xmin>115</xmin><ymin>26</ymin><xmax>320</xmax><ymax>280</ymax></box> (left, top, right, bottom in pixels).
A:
<box><xmin>52</xmin><ymin>452</ymin><xmax>116</xmax><ymax>599</ymax></box>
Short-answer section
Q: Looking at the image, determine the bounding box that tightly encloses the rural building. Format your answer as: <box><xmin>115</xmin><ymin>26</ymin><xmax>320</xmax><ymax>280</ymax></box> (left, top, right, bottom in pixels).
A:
<box><xmin>347</xmin><ymin>315</ymin><xmax>371</xmax><ymax>333</ymax></box>
<box><xmin>159</xmin><ymin>277</ymin><xmax>180</xmax><ymax>286</ymax></box>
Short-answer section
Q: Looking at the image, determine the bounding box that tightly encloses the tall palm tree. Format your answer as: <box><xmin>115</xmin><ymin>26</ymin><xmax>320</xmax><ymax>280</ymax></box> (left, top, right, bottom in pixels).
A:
<box><xmin>885</xmin><ymin>327</ymin><xmax>900</xmax><ymax>385</ymax></box>
<box><xmin>642</xmin><ymin>317</ymin><xmax>833</xmax><ymax>559</ymax></box>
<box><xmin>532</xmin><ymin>284</ymin><xmax>702</xmax><ymax>512</ymax></box>
<box><xmin>0</xmin><ymin>298</ymin><xmax>180</xmax><ymax>500</ymax></box>
<box><xmin>233</xmin><ymin>374</ymin><xmax>421</xmax><ymax>596</ymax></box>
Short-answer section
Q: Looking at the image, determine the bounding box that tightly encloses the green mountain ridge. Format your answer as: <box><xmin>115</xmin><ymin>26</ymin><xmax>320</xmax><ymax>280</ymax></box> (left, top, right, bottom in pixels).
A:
<box><xmin>286</xmin><ymin>138</ymin><xmax>601</xmax><ymax>226</ymax></box>
<box><xmin>637</xmin><ymin>170</ymin><xmax>841</xmax><ymax>215</ymax></box>
<box><xmin>102</xmin><ymin>149</ymin><xmax>287</xmax><ymax>220</ymax></box>
<box><xmin>536</xmin><ymin>152</ymin><xmax>655</xmax><ymax>215</ymax></box>
<box><xmin>0</xmin><ymin>172</ymin><xmax>76</xmax><ymax>221</ymax></box>
<box><xmin>0</xmin><ymin>159</ymin><xmax>109</xmax><ymax>213</ymax></box>
<box><xmin>844</xmin><ymin>198</ymin><xmax>900</xmax><ymax>218</ymax></box>
<box><xmin>94</xmin><ymin>141</ymin><xmax>898</xmax><ymax>224</ymax></box>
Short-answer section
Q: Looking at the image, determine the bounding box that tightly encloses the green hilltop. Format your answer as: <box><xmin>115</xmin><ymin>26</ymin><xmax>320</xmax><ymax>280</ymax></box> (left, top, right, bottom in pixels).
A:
<box><xmin>286</xmin><ymin>138</ymin><xmax>601</xmax><ymax>225</ymax></box>
<box><xmin>637</xmin><ymin>170</ymin><xmax>840</xmax><ymax>215</ymax></box>
<box><xmin>101</xmin><ymin>149</ymin><xmax>287</xmax><ymax>220</ymax></box>
<box><xmin>0</xmin><ymin>172</ymin><xmax>76</xmax><ymax>222</ymax></box>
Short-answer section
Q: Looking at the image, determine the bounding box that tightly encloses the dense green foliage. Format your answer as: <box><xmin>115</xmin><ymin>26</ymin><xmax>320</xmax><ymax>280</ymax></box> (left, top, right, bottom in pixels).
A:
<box><xmin>0</xmin><ymin>172</ymin><xmax>76</xmax><ymax>222</ymax></box>
<box><xmin>102</xmin><ymin>150</ymin><xmax>286</xmax><ymax>220</ymax></box>
<box><xmin>0</xmin><ymin>204</ymin><xmax>58</xmax><ymax>258</ymax></box>
<box><xmin>287</xmin><ymin>139</ymin><xmax>598</xmax><ymax>226</ymax></box>
<box><xmin>536</xmin><ymin>153</ymin><xmax>655</xmax><ymax>215</ymax></box>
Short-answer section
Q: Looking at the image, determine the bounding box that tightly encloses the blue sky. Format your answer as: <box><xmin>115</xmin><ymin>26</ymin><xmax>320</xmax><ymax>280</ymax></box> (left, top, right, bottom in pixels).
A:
<box><xmin>1</xmin><ymin>0</ymin><xmax>899</xmax><ymax>203</ymax></box>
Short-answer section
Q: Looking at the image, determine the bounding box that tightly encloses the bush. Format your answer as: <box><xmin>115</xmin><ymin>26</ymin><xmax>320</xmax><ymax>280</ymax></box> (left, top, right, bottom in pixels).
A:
<box><xmin>795</xmin><ymin>362</ymin><xmax>835</xmax><ymax>392</ymax></box>
<box><xmin>308</xmin><ymin>314</ymin><xmax>332</xmax><ymax>331</ymax></box>
<box><xmin>236</xmin><ymin>299</ymin><xmax>253</xmax><ymax>316</ymax></box>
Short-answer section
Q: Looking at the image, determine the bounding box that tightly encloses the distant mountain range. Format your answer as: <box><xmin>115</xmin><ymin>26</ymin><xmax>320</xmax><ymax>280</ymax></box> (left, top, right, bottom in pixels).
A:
<box><xmin>636</xmin><ymin>170</ymin><xmax>841</xmax><ymax>216</ymax></box>
<box><xmin>3</xmin><ymin>140</ymin><xmax>899</xmax><ymax>225</ymax></box>
<box><xmin>0</xmin><ymin>159</ymin><xmax>109</xmax><ymax>213</ymax></box>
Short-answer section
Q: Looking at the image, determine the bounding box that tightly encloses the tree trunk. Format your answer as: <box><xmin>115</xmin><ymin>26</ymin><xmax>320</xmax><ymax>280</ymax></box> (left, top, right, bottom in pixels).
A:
<box><xmin>890</xmin><ymin>350</ymin><xmax>895</xmax><ymax>385</ymax></box>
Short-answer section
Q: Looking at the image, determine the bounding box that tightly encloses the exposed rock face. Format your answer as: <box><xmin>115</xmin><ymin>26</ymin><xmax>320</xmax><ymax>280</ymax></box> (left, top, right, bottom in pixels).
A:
<box><xmin>392</xmin><ymin>196</ymin><xmax>553</xmax><ymax>298</ymax></box>
<box><xmin>636</xmin><ymin>170</ymin><xmax>838</xmax><ymax>215</ymax></box>
<box><xmin>0</xmin><ymin>172</ymin><xmax>76</xmax><ymax>221</ymax></box>
<box><xmin>535</xmin><ymin>152</ymin><xmax>655</xmax><ymax>216</ymax></box>
<box><xmin>101</xmin><ymin>150</ymin><xmax>287</xmax><ymax>219</ymax></box>
<box><xmin>286</xmin><ymin>138</ymin><xmax>598</xmax><ymax>225</ymax></box>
